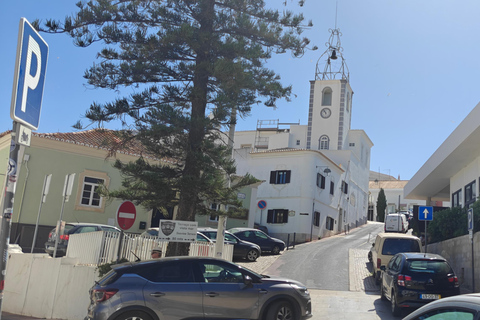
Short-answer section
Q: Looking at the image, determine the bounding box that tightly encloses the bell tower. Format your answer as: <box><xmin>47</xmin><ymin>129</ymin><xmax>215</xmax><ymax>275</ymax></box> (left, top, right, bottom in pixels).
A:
<box><xmin>306</xmin><ymin>28</ymin><xmax>353</xmax><ymax>151</ymax></box>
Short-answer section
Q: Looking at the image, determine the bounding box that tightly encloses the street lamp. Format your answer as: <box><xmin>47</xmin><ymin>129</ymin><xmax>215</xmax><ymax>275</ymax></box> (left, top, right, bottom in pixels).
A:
<box><xmin>316</xmin><ymin>166</ymin><xmax>331</xmax><ymax>176</ymax></box>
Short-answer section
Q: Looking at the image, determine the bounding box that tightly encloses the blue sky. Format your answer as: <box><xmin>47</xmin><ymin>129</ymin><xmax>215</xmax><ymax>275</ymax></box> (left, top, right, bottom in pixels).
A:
<box><xmin>2</xmin><ymin>1</ymin><xmax>480</xmax><ymax>180</ymax></box>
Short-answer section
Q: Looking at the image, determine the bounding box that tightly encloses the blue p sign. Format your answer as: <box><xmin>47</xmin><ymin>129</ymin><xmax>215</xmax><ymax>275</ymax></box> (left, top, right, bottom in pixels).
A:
<box><xmin>10</xmin><ymin>18</ymin><xmax>49</xmax><ymax>130</ymax></box>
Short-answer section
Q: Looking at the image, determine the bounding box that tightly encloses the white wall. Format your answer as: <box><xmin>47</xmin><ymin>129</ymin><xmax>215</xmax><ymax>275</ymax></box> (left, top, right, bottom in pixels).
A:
<box><xmin>4</xmin><ymin>253</ymin><xmax>96</xmax><ymax>320</ymax></box>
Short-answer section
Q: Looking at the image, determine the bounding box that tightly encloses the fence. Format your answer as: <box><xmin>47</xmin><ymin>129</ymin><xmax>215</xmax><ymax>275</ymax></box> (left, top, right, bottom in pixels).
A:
<box><xmin>66</xmin><ymin>231</ymin><xmax>233</xmax><ymax>265</ymax></box>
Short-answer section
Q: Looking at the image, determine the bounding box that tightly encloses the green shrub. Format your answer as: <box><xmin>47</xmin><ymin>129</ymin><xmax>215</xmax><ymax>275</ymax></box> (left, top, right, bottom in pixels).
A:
<box><xmin>96</xmin><ymin>258</ymin><xmax>129</xmax><ymax>277</ymax></box>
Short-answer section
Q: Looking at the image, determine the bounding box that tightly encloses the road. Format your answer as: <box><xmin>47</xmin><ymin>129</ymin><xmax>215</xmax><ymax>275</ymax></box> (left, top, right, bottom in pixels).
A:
<box><xmin>264</xmin><ymin>222</ymin><xmax>382</xmax><ymax>290</ymax></box>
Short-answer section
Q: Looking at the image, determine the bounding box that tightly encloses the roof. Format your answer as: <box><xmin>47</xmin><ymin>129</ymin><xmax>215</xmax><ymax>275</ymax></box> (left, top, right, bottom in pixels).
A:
<box><xmin>405</xmin><ymin>102</ymin><xmax>480</xmax><ymax>201</ymax></box>
<box><xmin>401</xmin><ymin>252</ymin><xmax>445</xmax><ymax>260</ymax></box>
<box><xmin>369</xmin><ymin>180</ymin><xmax>408</xmax><ymax>189</ymax></box>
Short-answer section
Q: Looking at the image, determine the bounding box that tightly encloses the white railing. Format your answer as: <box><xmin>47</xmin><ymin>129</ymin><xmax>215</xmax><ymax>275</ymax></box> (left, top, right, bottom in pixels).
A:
<box><xmin>66</xmin><ymin>231</ymin><xmax>233</xmax><ymax>265</ymax></box>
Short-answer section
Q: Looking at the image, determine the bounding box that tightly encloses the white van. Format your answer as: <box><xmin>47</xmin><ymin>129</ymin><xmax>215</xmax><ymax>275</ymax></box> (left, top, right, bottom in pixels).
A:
<box><xmin>384</xmin><ymin>213</ymin><xmax>409</xmax><ymax>233</ymax></box>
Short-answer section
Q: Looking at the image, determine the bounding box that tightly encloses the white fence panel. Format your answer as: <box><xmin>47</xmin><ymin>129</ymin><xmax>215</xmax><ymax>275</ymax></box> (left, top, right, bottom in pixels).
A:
<box><xmin>67</xmin><ymin>232</ymin><xmax>234</xmax><ymax>265</ymax></box>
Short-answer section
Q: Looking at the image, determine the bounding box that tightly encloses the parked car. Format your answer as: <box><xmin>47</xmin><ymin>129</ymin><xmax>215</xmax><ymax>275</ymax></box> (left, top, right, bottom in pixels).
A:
<box><xmin>402</xmin><ymin>293</ymin><xmax>480</xmax><ymax>320</ymax></box>
<box><xmin>86</xmin><ymin>256</ymin><xmax>312</xmax><ymax>320</ymax></box>
<box><xmin>45</xmin><ymin>223</ymin><xmax>121</xmax><ymax>257</ymax></box>
<box><xmin>380</xmin><ymin>252</ymin><xmax>460</xmax><ymax>316</ymax></box>
<box><xmin>229</xmin><ymin>227</ymin><xmax>285</xmax><ymax>254</ymax></box>
<box><xmin>198</xmin><ymin>228</ymin><xmax>261</xmax><ymax>262</ymax></box>
<box><xmin>369</xmin><ymin>232</ymin><xmax>422</xmax><ymax>284</ymax></box>
<box><xmin>139</xmin><ymin>227</ymin><xmax>213</xmax><ymax>243</ymax></box>
<box><xmin>384</xmin><ymin>213</ymin><xmax>409</xmax><ymax>233</ymax></box>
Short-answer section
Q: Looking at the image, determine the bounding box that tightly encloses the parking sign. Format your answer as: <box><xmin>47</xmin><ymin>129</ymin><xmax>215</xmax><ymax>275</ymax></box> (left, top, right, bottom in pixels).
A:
<box><xmin>10</xmin><ymin>18</ymin><xmax>49</xmax><ymax>130</ymax></box>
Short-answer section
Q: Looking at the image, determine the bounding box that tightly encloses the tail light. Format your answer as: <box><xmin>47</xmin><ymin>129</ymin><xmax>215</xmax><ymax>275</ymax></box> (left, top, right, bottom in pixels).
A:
<box><xmin>60</xmin><ymin>235</ymin><xmax>69</xmax><ymax>241</ymax></box>
<box><xmin>448</xmin><ymin>275</ymin><xmax>459</xmax><ymax>287</ymax></box>
<box><xmin>377</xmin><ymin>258</ymin><xmax>381</xmax><ymax>270</ymax></box>
<box><xmin>397</xmin><ymin>274</ymin><xmax>411</xmax><ymax>286</ymax></box>
<box><xmin>93</xmin><ymin>288</ymin><xmax>118</xmax><ymax>302</ymax></box>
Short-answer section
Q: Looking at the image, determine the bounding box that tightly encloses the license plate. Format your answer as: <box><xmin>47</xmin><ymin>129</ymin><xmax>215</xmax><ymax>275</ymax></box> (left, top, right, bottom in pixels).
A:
<box><xmin>420</xmin><ymin>294</ymin><xmax>440</xmax><ymax>300</ymax></box>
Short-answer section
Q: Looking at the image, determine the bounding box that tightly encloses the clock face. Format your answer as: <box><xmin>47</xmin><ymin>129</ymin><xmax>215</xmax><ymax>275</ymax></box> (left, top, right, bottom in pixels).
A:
<box><xmin>321</xmin><ymin>108</ymin><xmax>331</xmax><ymax>119</ymax></box>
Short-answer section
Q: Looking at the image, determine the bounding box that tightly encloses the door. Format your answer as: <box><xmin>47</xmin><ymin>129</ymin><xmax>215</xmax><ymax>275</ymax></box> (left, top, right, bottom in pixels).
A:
<box><xmin>142</xmin><ymin>261</ymin><xmax>204</xmax><ymax>320</ymax></box>
<box><xmin>384</xmin><ymin>255</ymin><xmax>402</xmax><ymax>299</ymax></box>
<box><xmin>199</xmin><ymin>260</ymin><xmax>260</xmax><ymax>319</ymax></box>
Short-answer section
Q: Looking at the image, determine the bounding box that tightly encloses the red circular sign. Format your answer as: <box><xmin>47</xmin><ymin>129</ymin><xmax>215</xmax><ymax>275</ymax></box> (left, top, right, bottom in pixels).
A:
<box><xmin>117</xmin><ymin>201</ymin><xmax>136</xmax><ymax>230</ymax></box>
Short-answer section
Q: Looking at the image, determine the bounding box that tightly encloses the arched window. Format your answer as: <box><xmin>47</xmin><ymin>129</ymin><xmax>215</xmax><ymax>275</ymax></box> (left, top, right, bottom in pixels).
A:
<box><xmin>322</xmin><ymin>87</ymin><xmax>332</xmax><ymax>106</ymax></box>
<box><xmin>319</xmin><ymin>135</ymin><xmax>330</xmax><ymax>150</ymax></box>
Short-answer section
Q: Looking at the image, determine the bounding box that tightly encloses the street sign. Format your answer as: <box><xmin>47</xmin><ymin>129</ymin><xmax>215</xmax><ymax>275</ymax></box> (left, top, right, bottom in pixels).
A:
<box><xmin>418</xmin><ymin>206</ymin><xmax>433</xmax><ymax>221</ymax></box>
<box><xmin>258</xmin><ymin>200</ymin><xmax>267</xmax><ymax>209</ymax></box>
<box><xmin>10</xmin><ymin>18</ymin><xmax>49</xmax><ymax>130</ymax></box>
<box><xmin>468</xmin><ymin>208</ymin><xmax>474</xmax><ymax>231</ymax></box>
<box><xmin>157</xmin><ymin>220</ymin><xmax>197</xmax><ymax>242</ymax></box>
<box><xmin>117</xmin><ymin>201</ymin><xmax>136</xmax><ymax>230</ymax></box>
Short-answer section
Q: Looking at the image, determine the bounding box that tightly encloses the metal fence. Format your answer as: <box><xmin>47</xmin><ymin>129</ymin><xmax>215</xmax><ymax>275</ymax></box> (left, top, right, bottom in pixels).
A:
<box><xmin>66</xmin><ymin>231</ymin><xmax>234</xmax><ymax>265</ymax></box>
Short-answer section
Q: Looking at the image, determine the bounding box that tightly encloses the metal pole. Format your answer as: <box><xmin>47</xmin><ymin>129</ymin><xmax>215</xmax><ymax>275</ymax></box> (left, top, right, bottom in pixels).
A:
<box><xmin>31</xmin><ymin>174</ymin><xmax>51</xmax><ymax>253</ymax></box>
<box><xmin>424</xmin><ymin>221</ymin><xmax>428</xmax><ymax>253</ymax></box>
<box><xmin>472</xmin><ymin>237</ymin><xmax>475</xmax><ymax>292</ymax></box>
<box><xmin>0</xmin><ymin>122</ymin><xmax>20</xmax><ymax>317</ymax></box>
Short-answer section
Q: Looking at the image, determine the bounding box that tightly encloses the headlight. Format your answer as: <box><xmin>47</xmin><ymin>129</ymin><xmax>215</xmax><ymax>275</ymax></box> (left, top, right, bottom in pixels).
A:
<box><xmin>290</xmin><ymin>284</ymin><xmax>309</xmax><ymax>297</ymax></box>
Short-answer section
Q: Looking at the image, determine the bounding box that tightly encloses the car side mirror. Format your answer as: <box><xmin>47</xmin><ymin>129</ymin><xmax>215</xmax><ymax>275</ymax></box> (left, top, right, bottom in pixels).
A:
<box><xmin>244</xmin><ymin>275</ymin><xmax>253</xmax><ymax>286</ymax></box>
<box><xmin>371</xmin><ymin>243</ymin><xmax>375</xmax><ymax>247</ymax></box>
<box><xmin>380</xmin><ymin>266</ymin><xmax>386</xmax><ymax>271</ymax></box>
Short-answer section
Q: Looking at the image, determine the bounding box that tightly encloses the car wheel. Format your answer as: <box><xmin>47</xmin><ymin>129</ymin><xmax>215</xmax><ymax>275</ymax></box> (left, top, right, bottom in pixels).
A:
<box><xmin>246</xmin><ymin>249</ymin><xmax>259</xmax><ymax>262</ymax></box>
<box><xmin>272</xmin><ymin>245</ymin><xmax>281</xmax><ymax>255</ymax></box>
<box><xmin>266</xmin><ymin>300</ymin><xmax>295</xmax><ymax>320</ymax></box>
<box><xmin>391</xmin><ymin>291</ymin><xmax>400</xmax><ymax>317</ymax></box>
<box><xmin>367</xmin><ymin>251</ymin><xmax>372</xmax><ymax>263</ymax></box>
<box><xmin>374</xmin><ymin>271</ymin><xmax>381</xmax><ymax>285</ymax></box>
<box><xmin>115</xmin><ymin>311</ymin><xmax>153</xmax><ymax>320</ymax></box>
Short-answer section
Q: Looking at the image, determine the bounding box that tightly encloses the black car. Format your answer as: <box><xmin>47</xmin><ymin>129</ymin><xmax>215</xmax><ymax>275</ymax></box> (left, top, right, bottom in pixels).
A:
<box><xmin>380</xmin><ymin>252</ymin><xmax>460</xmax><ymax>316</ymax></box>
<box><xmin>45</xmin><ymin>222</ymin><xmax>121</xmax><ymax>257</ymax></box>
<box><xmin>197</xmin><ymin>228</ymin><xmax>261</xmax><ymax>262</ymax></box>
<box><xmin>229</xmin><ymin>227</ymin><xmax>285</xmax><ymax>255</ymax></box>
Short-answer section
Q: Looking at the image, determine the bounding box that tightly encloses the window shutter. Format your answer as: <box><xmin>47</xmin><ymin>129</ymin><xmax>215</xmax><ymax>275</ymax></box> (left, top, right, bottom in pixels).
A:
<box><xmin>270</xmin><ymin>171</ymin><xmax>276</xmax><ymax>184</ymax></box>
<box><xmin>267</xmin><ymin>210</ymin><xmax>273</xmax><ymax>223</ymax></box>
<box><xmin>321</xmin><ymin>175</ymin><xmax>326</xmax><ymax>189</ymax></box>
<box><xmin>285</xmin><ymin>170</ymin><xmax>291</xmax><ymax>183</ymax></box>
<box><xmin>283</xmin><ymin>210</ymin><xmax>289</xmax><ymax>223</ymax></box>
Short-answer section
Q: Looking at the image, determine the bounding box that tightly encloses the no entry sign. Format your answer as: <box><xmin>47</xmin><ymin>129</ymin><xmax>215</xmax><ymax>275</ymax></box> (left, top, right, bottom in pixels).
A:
<box><xmin>117</xmin><ymin>201</ymin><xmax>136</xmax><ymax>230</ymax></box>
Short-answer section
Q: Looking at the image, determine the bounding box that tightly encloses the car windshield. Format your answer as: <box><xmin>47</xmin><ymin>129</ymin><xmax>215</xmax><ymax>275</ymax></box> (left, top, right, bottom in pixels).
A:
<box><xmin>381</xmin><ymin>239</ymin><xmax>420</xmax><ymax>255</ymax></box>
<box><xmin>406</xmin><ymin>260</ymin><xmax>452</xmax><ymax>275</ymax></box>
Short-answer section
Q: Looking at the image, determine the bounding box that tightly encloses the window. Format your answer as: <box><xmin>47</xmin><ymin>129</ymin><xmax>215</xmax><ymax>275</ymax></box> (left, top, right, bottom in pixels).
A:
<box><xmin>319</xmin><ymin>135</ymin><xmax>329</xmax><ymax>150</ymax></box>
<box><xmin>326</xmin><ymin>217</ymin><xmax>334</xmax><ymax>230</ymax></box>
<box><xmin>270</xmin><ymin>170</ymin><xmax>291</xmax><ymax>184</ymax></box>
<box><xmin>316</xmin><ymin>173</ymin><xmax>326</xmax><ymax>189</ymax></box>
<box><xmin>313</xmin><ymin>211</ymin><xmax>320</xmax><ymax>227</ymax></box>
<box><xmin>296</xmin><ymin>140</ymin><xmax>300</xmax><ymax>146</ymax></box>
<box><xmin>330</xmin><ymin>181</ymin><xmax>335</xmax><ymax>195</ymax></box>
<box><xmin>201</xmin><ymin>262</ymin><xmax>244</xmax><ymax>283</ymax></box>
<box><xmin>209</xmin><ymin>203</ymin><xmax>219</xmax><ymax>221</ymax></box>
<box><xmin>452</xmin><ymin>189</ymin><xmax>462</xmax><ymax>208</ymax></box>
<box><xmin>349</xmin><ymin>142</ymin><xmax>355</xmax><ymax>147</ymax></box>
<box><xmin>465</xmin><ymin>180</ymin><xmax>477</xmax><ymax>208</ymax></box>
<box><xmin>81</xmin><ymin>177</ymin><xmax>104</xmax><ymax>207</ymax></box>
<box><xmin>322</xmin><ymin>87</ymin><xmax>332</xmax><ymax>106</ymax></box>
<box><xmin>267</xmin><ymin>209</ymin><xmax>289</xmax><ymax>224</ymax></box>
<box><xmin>341</xmin><ymin>181</ymin><xmax>348</xmax><ymax>194</ymax></box>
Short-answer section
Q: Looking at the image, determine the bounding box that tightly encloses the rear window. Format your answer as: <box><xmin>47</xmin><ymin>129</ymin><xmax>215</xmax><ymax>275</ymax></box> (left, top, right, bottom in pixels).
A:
<box><xmin>382</xmin><ymin>238</ymin><xmax>421</xmax><ymax>255</ymax></box>
<box><xmin>64</xmin><ymin>224</ymin><xmax>76</xmax><ymax>234</ymax></box>
<box><xmin>406</xmin><ymin>260</ymin><xmax>452</xmax><ymax>275</ymax></box>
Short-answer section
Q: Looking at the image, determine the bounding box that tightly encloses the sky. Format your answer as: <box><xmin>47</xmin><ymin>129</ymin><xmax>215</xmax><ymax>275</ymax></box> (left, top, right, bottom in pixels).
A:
<box><xmin>2</xmin><ymin>1</ymin><xmax>480</xmax><ymax>181</ymax></box>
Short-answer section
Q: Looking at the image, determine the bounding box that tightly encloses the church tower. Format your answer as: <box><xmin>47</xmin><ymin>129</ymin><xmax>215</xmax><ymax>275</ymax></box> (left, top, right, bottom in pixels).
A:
<box><xmin>306</xmin><ymin>28</ymin><xmax>353</xmax><ymax>151</ymax></box>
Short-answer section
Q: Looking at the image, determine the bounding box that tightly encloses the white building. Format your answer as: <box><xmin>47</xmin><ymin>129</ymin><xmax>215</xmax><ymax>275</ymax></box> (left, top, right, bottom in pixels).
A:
<box><xmin>229</xmin><ymin>29</ymin><xmax>373</xmax><ymax>242</ymax></box>
<box><xmin>405</xmin><ymin>102</ymin><xmax>480</xmax><ymax>209</ymax></box>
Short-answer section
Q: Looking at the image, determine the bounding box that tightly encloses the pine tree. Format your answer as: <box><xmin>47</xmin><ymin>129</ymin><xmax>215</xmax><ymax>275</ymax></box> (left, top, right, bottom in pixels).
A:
<box><xmin>376</xmin><ymin>188</ymin><xmax>387</xmax><ymax>222</ymax></box>
<box><xmin>37</xmin><ymin>0</ymin><xmax>315</xmax><ymax>256</ymax></box>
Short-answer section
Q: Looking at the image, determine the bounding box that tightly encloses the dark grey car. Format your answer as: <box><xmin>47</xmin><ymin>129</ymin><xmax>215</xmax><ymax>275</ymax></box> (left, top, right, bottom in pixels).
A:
<box><xmin>87</xmin><ymin>256</ymin><xmax>312</xmax><ymax>320</ymax></box>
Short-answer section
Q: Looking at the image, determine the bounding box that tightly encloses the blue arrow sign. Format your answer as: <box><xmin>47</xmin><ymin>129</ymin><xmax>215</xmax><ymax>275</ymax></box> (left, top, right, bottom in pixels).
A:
<box><xmin>418</xmin><ymin>206</ymin><xmax>433</xmax><ymax>221</ymax></box>
<box><xmin>10</xmin><ymin>18</ymin><xmax>49</xmax><ymax>130</ymax></box>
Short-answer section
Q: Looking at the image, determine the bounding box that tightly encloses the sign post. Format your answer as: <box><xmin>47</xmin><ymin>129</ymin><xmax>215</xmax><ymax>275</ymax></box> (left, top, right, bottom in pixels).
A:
<box><xmin>468</xmin><ymin>208</ymin><xmax>475</xmax><ymax>291</ymax></box>
<box><xmin>0</xmin><ymin>18</ymin><xmax>48</xmax><ymax>316</ymax></box>
<box><xmin>117</xmin><ymin>201</ymin><xmax>137</xmax><ymax>230</ymax></box>
<box><xmin>418</xmin><ymin>206</ymin><xmax>433</xmax><ymax>252</ymax></box>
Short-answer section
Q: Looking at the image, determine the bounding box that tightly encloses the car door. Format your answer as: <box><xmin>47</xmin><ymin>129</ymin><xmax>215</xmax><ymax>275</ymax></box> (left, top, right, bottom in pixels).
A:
<box><xmin>199</xmin><ymin>260</ymin><xmax>260</xmax><ymax>319</ymax></box>
<box><xmin>252</xmin><ymin>230</ymin><xmax>272</xmax><ymax>251</ymax></box>
<box><xmin>142</xmin><ymin>260</ymin><xmax>204</xmax><ymax>320</ymax></box>
<box><xmin>384</xmin><ymin>255</ymin><xmax>402</xmax><ymax>299</ymax></box>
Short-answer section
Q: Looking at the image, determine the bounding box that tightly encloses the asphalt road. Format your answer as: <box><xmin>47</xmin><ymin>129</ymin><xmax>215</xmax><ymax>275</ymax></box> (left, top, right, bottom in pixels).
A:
<box><xmin>263</xmin><ymin>222</ymin><xmax>383</xmax><ymax>290</ymax></box>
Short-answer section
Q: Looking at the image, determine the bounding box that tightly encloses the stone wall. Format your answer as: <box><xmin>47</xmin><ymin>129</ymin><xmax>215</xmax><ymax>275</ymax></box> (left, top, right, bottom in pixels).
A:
<box><xmin>426</xmin><ymin>231</ymin><xmax>480</xmax><ymax>292</ymax></box>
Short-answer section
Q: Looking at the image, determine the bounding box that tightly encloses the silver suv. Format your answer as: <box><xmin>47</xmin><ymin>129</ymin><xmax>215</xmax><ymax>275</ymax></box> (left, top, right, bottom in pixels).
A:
<box><xmin>87</xmin><ymin>256</ymin><xmax>312</xmax><ymax>320</ymax></box>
